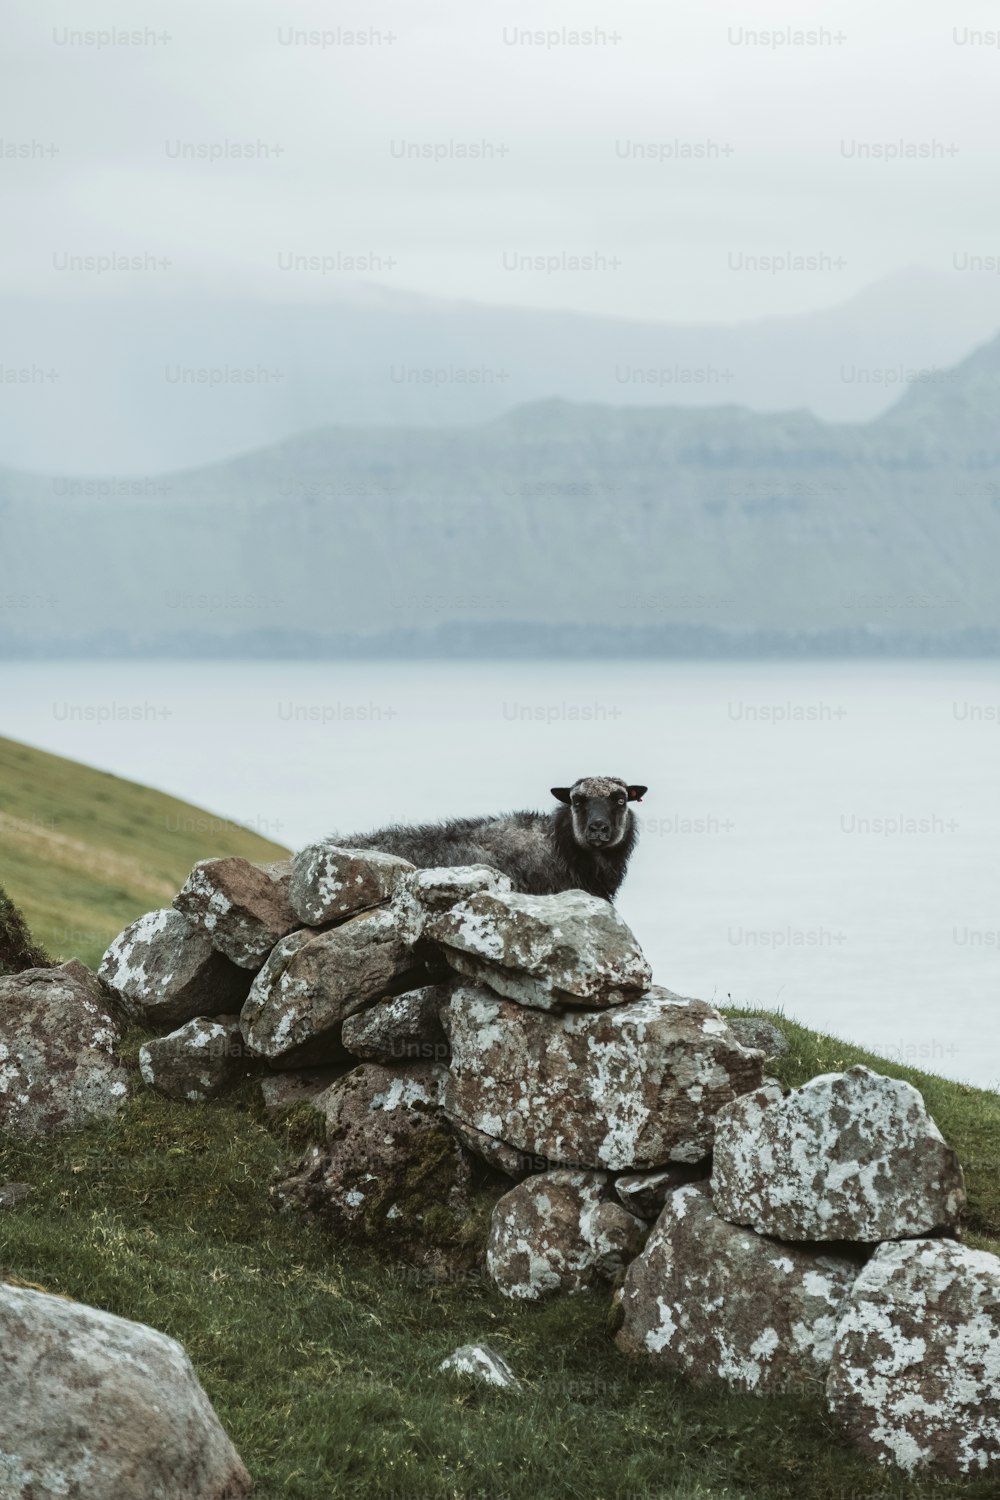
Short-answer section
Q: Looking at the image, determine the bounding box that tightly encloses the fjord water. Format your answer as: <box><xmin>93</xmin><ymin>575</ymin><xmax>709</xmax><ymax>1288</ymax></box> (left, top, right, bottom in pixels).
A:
<box><xmin>3</xmin><ymin>658</ymin><xmax>998</xmax><ymax>1089</ymax></box>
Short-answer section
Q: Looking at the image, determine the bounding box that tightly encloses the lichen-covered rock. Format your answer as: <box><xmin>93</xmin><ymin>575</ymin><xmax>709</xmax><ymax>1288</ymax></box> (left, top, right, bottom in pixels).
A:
<box><xmin>711</xmin><ymin>1065</ymin><xmax>966</xmax><ymax>1242</ymax></box>
<box><xmin>439</xmin><ymin>1344</ymin><xmax>521</xmax><ymax>1389</ymax></box>
<box><xmin>486</xmin><ymin>1170</ymin><xmax>646</xmax><ymax>1300</ymax></box>
<box><xmin>99</xmin><ymin>908</ymin><xmax>252</xmax><ymax>1026</ymax></box>
<box><xmin>441</xmin><ymin>984</ymin><xmax>765</xmax><ymax>1170</ymax></box>
<box><xmin>0</xmin><ymin>885</ymin><xmax>49</xmax><ymax>975</ymax></box>
<box><xmin>240</xmin><ymin>907</ymin><xmax>420</xmax><ymax>1062</ymax></box>
<box><xmin>258</xmin><ymin>1067</ymin><xmax>349</xmax><ymax>1122</ymax></box>
<box><xmin>391</xmin><ymin>864</ymin><xmax>514</xmax><ymax>944</ymax></box>
<box><xmin>448</xmin><ymin>1118</ymin><xmax>537</xmax><ymax>1179</ymax></box>
<box><xmin>404</xmin><ymin>864</ymin><xmax>513</xmax><ymax>911</ymax></box>
<box><xmin>615</xmin><ymin>1183</ymin><xmax>858</xmax><ymax>1394</ymax></box>
<box><xmin>274</xmin><ymin>1062</ymin><xmax>473</xmax><ymax>1253</ymax></box>
<box><xmin>0</xmin><ymin>1282</ymin><xmax>252</xmax><ymax>1499</ymax></box>
<box><xmin>826</xmin><ymin>1239</ymin><xmax>1000</xmax><ymax>1476</ymax></box>
<box><xmin>614</xmin><ymin>1163</ymin><xmax>707</xmax><ymax>1221</ymax></box>
<box><xmin>0</xmin><ymin>961</ymin><xmax>128</xmax><ymax>1136</ymax></box>
<box><xmin>173</xmin><ymin>856</ymin><xmax>297</xmax><ymax>969</ymax></box>
<box><xmin>424</xmin><ymin>887</ymin><xmax>651</xmax><ymax>1010</ymax></box>
<box><xmin>726</xmin><ymin>1016</ymin><xmax>790</xmax><ymax>1059</ymax></box>
<box><xmin>290</xmin><ymin>843</ymin><xmax>414</xmax><ymax>925</ymax></box>
<box><xmin>139</xmin><ymin>1015</ymin><xmax>247</xmax><ymax>1102</ymax></box>
<box><xmin>341</xmin><ymin>983</ymin><xmax>450</xmax><ymax>1064</ymax></box>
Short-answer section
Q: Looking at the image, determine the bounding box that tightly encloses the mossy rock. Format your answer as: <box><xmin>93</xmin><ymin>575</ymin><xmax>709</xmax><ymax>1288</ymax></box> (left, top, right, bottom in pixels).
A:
<box><xmin>0</xmin><ymin>885</ymin><xmax>50</xmax><ymax>976</ymax></box>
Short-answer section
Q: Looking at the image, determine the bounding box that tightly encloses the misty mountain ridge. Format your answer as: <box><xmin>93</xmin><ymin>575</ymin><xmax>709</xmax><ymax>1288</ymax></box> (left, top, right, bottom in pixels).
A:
<box><xmin>2</xmin><ymin>325</ymin><xmax>1000</xmax><ymax>658</ymax></box>
<box><xmin>3</xmin><ymin>266</ymin><xmax>1000</xmax><ymax>474</ymax></box>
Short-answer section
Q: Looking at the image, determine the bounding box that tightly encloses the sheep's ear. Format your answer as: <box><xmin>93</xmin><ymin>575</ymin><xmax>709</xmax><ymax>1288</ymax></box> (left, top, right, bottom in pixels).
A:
<box><xmin>626</xmin><ymin>785</ymin><xmax>648</xmax><ymax>802</ymax></box>
<box><xmin>551</xmin><ymin>787</ymin><xmax>573</xmax><ymax>804</ymax></box>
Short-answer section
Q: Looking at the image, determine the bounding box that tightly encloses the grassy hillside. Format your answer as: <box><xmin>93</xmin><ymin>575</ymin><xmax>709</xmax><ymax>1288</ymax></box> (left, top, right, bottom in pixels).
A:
<box><xmin>0</xmin><ymin>735</ymin><xmax>289</xmax><ymax>968</ymax></box>
<box><xmin>2</xmin><ymin>742</ymin><xmax>999</xmax><ymax>1496</ymax></box>
<box><xmin>2</xmin><ymin>1013</ymin><xmax>998</xmax><ymax>1500</ymax></box>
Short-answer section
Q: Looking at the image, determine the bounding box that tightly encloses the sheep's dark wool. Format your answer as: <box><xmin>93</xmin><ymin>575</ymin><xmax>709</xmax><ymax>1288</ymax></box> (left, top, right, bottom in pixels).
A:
<box><xmin>337</xmin><ymin>775</ymin><xmax>648</xmax><ymax>902</ymax></box>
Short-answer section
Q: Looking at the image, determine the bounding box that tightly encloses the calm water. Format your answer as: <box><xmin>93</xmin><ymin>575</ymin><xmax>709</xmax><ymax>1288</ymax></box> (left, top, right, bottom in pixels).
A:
<box><xmin>3</xmin><ymin>658</ymin><xmax>998</xmax><ymax>1088</ymax></box>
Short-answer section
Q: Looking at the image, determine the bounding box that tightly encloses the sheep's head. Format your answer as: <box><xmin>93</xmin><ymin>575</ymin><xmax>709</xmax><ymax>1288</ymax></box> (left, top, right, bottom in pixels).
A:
<box><xmin>550</xmin><ymin>776</ymin><xmax>647</xmax><ymax>850</ymax></box>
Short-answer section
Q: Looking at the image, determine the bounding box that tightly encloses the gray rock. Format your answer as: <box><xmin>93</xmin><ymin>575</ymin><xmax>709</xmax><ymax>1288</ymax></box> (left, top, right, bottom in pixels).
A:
<box><xmin>99</xmin><ymin>907</ymin><xmax>251</xmax><ymax>1027</ymax></box>
<box><xmin>274</xmin><ymin>1062</ymin><xmax>472</xmax><ymax>1251</ymax></box>
<box><xmin>0</xmin><ymin>961</ymin><xmax>129</xmax><ymax>1136</ymax></box>
<box><xmin>827</xmin><ymin>1239</ymin><xmax>1000</xmax><ymax>1476</ymax></box>
<box><xmin>615</xmin><ymin>1183</ymin><xmax>858</xmax><ymax>1394</ymax></box>
<box><xmin>726</xmin><ymin>1016</ymin><xmax>790</xmax><ymax>1059</ymax></box>
<box><xmin>391</xmin><ymin>863</ymin><xmax>514</xmax><ymax>944</ymax></box>
<box><xmin>447</xmin><ymin>1118</ymin><xmax>538</xmax><ymax>1179</ymax></box>
<box><xmin>341</xmin><ymin>983</ymin><xmax>450</xmax><ymax>1065</ymax></box>
<box><xmin>486</xmin><ymin>1170</ymin><xmax>646</xmax><ymax>1300</ymax></box>
<box><xmin>258</xmin><ymin>1068</ymin><xmax>350</xmax><ymax>1122</ymax></box>
<box><xmin>439</xmin><ymin>1344</ymin><xmax>521</xmax><ymax>1390</ymax></box>
<box><xmin>240</xmin><ymin>907</ymin><xmax>417</xmax><ymax>1062</ymax></box>
<box><xmin>139</xmin><ymin>1015</ymin><xmax>247</xmax><ymax>1102</ymax></box>
<box><xmin>614</xmin><ymin>1164</ymin><xmax>708</xmax><ymax>1221</ymax></box>
<box><xmin>424</xmin><ymin>887</ymin><xmax>652</xmax><ymax>1010</ymax></box>
<box><xmin>0</xmin><ymin>1183</ymin><xmax>31</xmax><ymax>1209</ymax></box>
<box><xmin>290</xmin><ymin>842</ymin><xmax>414</xmax><ymax>925</ymax></box>
<box><xmin>404</xmin><ymin>864</ymin><xmax>513</xmax><ymax>912</ymax></box>
<box><xmin>441</xmin><ymin>983</ymin><xmax>765</xmax><ymax>1170</ymax></box>
<box><xmin>173</xmin><ymin>856</ymin><xmax>298</xmax><ymax>969</ymax></box>
<box><xmin>711</xmin><ymin>1065</ymin><xmax>966</xmax><ymax>1242</ymax></box>
<box><xmin>0</xmin><ymin>1281</ymin><xmax>252</xmax><ymax>1499</ymax></box>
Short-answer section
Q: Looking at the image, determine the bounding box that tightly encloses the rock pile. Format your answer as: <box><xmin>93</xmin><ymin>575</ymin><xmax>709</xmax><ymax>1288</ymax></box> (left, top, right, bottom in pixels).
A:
<box><xmin>86</xmin><ymin>845</ymin><xmax>768</xmax><ymax>1266</ymax></box>
<box><xmin>614</xmin><ymin>1066</ymin><xmax>995</xmax><ymax>1478</ymax></box>
<box><xmin>1</xmin><ymin>838</ymin><xmax>996</xmax><ymax>1481</ymax></box>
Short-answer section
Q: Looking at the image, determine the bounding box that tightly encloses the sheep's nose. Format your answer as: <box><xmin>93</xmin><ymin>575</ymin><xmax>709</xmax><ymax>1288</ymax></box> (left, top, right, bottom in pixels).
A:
<box><xmin>588</xmin><ymin>819</ymin><xmax>610</xmax><ymax>835</ymax></box>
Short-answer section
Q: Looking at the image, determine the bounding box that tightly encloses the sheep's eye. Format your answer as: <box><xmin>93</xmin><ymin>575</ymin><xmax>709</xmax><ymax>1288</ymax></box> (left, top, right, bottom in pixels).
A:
<box><xmin>571</xmin><ymin>796</ymin><xmax>583</xmax><ymax>808</ymax></box>
<box><xmin>615</xmin><ymin>795</ymin><xmax>626</xmax><ymax>805</ymax></box>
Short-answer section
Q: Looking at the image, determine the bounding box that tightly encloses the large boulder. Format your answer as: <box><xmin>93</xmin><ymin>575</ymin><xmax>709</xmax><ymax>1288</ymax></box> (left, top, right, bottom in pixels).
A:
<box><xmin>0</xmin><ymin>1283</ymin><xmax>252</xmax><ymax>1499</ymax></box>
<box><xmin>441</xmin><ymin>984</ymin><xmax>765</xmax><ymax>1170</ymax></box>
<box><xmin>173</xmin><ymin>857</ymin><xmax>297</xmax><ymax>969</ymax></box>
<box><xmin>711</xmin><ymin>1065</ymin><xmax>966</xmax><ymax>1242</ymax></box>
<box><xmin>239</xmin><ymin>908</ymin><xmax>421</xmax><ymax>1063</ymax></box>
<box><xmin>615</xmin><ymin>1183</ymin><xmax>858</xmax><ymax>1394</ymax></box>
<box><xmin>486</xmin><ymin>1170</ymin><xmax>646</xmax><ymax>1300</ymax></box>
<box><xmin>341</xmin><ymin>983</ymin><xmax>450</xmax><ymax>1064</ymax></box>
<box><xmin>290</xmin><ymin>843</ymin><xmax>414</xmax><ymax>925</ymax></box>
<box><xmin>274</xmin><ymin>1062</ymin><xmax>473</xmax><ymax>1254</ymax></box>
<box><xmin>827</xmin><ymin>1239</ymin><xmax>1000</xmax><ymax>1476</ymax></box>
<box><xmin>424</xmin><ymin>888</ymin><xmax>652</xmax><ymax>1010</ymax></box>
<box><xmin>0</xmin><ymin>961</ymin><xmax>129</xmax><ymax>1136</ymax></box>
<box><xmin>99</xmin><ymin>908</ymin><xmax>252</xmax><ymax>1027</ymax></box>
<box><xmin>139</xmin><ymin>1016</ymin><xmax>247</xmax><ymax>1102</ymax></box>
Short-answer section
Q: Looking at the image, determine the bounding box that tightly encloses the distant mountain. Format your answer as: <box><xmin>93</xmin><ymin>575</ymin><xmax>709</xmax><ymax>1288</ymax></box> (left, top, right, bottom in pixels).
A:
<box><xmin>3</xmin><ymin>329</ymin><xmax>1000</xmax><ymax>657</ymax></box>
<box><xmin>2</xmin><ymin>266</ymin><xmax>1000</xmax><ymax>473</ymax></box>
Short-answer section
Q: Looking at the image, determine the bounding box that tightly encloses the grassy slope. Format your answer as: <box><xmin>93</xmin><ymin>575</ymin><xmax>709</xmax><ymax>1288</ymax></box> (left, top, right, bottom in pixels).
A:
<box><xmin>0</xmin><ymin>734</ymin><xmax>289</xmax><ymax>968</ymax></box>
<box><xmin>1</xmin><ymin>741</ymin><xmax>998</xmax><ymax>1498</ymax></box>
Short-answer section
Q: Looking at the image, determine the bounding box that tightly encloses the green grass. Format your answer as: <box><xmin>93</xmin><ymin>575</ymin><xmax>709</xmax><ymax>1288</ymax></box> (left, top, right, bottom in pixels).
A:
<box><xmin>2</xmin><ymin>739</ymin><xmax>999</xmax><ymax>1497</ymax></box>
<box><xmin>2</xmin><ymin>1016</ymin><xmax>999</xmax><ymax>1500</ymax></box>
<box><xmin>0</xmin><ymin>734</ymin><xmax>289</xmax><ymax>968</ymax></box>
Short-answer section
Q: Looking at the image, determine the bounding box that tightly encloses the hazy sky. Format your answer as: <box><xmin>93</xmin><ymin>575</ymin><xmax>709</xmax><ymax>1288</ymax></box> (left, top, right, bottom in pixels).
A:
<box><xmin>4</xmin><ymin>0</ymin><xmax>1000</xmax><ymax>321</ymax></box>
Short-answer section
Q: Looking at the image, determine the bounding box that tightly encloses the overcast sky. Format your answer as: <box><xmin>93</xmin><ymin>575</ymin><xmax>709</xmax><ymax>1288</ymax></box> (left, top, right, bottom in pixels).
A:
<box><xmin>4</xmin><ymin>0</ymin><xmax>1000</xmax><ymax>322</ymax></box>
